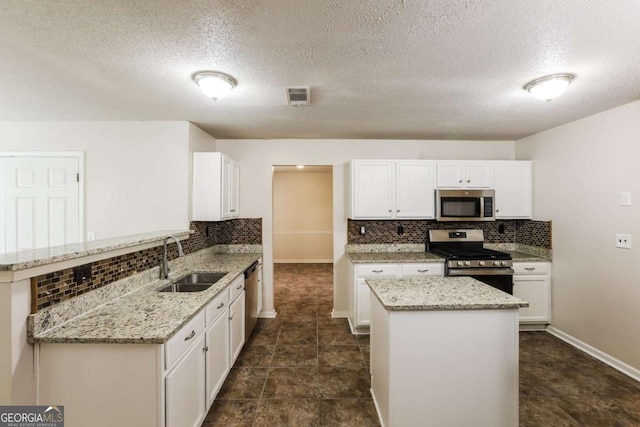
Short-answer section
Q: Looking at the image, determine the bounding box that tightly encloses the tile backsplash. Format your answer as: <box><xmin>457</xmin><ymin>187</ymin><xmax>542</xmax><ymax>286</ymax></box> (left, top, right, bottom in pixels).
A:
<box><xmin>347</xmin><ymin>219</ymin><xmax>551</xmax><ymax>248</ymax></box>
<box><xmin>32</xmin><ymin>218</ymin><xmax>262</xmax><ymax>312</ymax></box>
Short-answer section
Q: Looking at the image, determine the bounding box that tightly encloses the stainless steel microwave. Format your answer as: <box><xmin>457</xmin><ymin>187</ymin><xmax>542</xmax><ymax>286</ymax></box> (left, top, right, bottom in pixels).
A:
<box><xmin>435</xmin><ymin>189</ymin><xmax>495</xmax><ymax>221</ymax></box>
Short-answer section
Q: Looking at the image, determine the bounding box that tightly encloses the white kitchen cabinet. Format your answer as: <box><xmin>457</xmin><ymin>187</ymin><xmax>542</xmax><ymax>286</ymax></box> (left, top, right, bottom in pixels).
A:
<box><xmin>350</xmin><ymin>159</ymin><xmax>435</xmax><ymax>219</ymax></box>
<box><xmin>205</xmin><ymin>291</ymin><xmax>230</xmax><ymax>407</ymax></box>
<box><xmin>350</xmin><ymin>160</ymin><xmax>395</xmax><ymax>219</ymax></box>
<box><xmin>513</xmin><ymin>262</ymin><xmax>551</xmax><ymax>327</ymax></box>
<box><xmin>192</xmin><ymin>152</ymin><xmax>240</xmax><ymax>221</ymax></box>
<box><xmin>494</xmin><ymin>161</ymin><xmax>532</xmax><ymax>219</ymax></box>
<box><xmin>166</xmin><ymin>334</ymin><xmax>207</xmax><ymax>427</ymax></box>
<box><xmin>436</xmin><ymin>161</ymin><xmax>494</xmax><ymax>189</ymax></box>
<box><xmin>229</xmin><ymin>290</ymin><xmax>245</xmax><ymax>364</ymax></box>
<box><xmin>347</xmin><ymin>261</ymin><xmax>444</xmax><ymax>334</ymax></box>
<box><xmin>37</xmin><ymin>272</ymin><xmax>250</xmax><ymax>427</ymax></box>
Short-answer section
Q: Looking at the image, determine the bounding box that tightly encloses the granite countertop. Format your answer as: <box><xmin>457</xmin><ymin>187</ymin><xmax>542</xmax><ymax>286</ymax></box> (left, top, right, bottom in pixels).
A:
<box><xmin>347</xmin><ymin>251</ymin><xmax>445</xmax><ymax>263</ymax></box>
<box><xmin>31</xmin><ymin>252</ymin><xmax>261</xmax><ymax>344</ymax></box>
<box><xmin>367</xmin><ymin>277</ymin><xmax>529</xmax><ymax>311</ymax></box>
<box><xmin>507</xmin><ymin>251</ymin><xmax>550</xmax><ymax>262</ymax></box>
<box><xmin>0</xmin><ymin>230</ymin><xmax>192</xmax><ymax>272</ymax></box>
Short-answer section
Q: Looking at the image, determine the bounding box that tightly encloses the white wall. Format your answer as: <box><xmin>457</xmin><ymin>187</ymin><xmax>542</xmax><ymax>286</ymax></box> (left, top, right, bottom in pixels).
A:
<box><xmin>273</xmin><ymin>169</ymin><xmax>333</xmax><ymax>263</ymax></box>
<box><xmin>0</xmin><ymin>121</ymin><xmax>213</xmax><ymax>240</ymax></box>
<box><xmin>217</xmin><ymin>139</ymin><xmax>515</xmax><ymax>317</ymax></box>
<box><xmin>516</xmin><ymin>100</ymin><xmax>640</xmax><ymax>370</ymax></box>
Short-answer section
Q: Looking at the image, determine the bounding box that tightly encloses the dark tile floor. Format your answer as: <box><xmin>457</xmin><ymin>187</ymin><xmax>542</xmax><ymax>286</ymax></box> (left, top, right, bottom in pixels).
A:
<box><xmin>202</xmin><ymin>263</ymin><xmax>640</xmax><ymax>427</ymax></box>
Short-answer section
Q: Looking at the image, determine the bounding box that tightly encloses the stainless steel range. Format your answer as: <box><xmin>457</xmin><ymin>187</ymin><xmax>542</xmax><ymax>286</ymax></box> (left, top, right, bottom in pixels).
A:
<box><xmin>426</xmin><ymin>229</ymin><xmax>514</xmax><ymax>294</ymax></box>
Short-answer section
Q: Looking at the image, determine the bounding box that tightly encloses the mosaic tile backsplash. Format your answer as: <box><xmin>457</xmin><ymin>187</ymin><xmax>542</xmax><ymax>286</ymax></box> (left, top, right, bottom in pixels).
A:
<box><xmin>347</xmin><ymin>219</ymin><xmax>551</xmax><ymax>248</ymax></box>
<box><xmin>32</xmin><ymin>218</ymin><xmax>262</xmax><ymax>312</ymax></box>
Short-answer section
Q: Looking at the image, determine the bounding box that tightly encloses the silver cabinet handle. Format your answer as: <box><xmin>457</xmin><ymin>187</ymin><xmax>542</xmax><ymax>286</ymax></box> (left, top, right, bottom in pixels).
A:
<box><xmin>230</xmin><ymin>209</ymin><xmax>236</xmax><ymax>212</ymax></box>
<box><xmin>388</xmin><ymin>209</ymin><xmax>392</xmax><ymax>212</ymax></box>
<box><xmin>217</xmin><ymin>302</ymin><xmax>225</xmax><ymax>309</ymax></box>
<box><xmin>184</xmin><ymin>330</ymin><xmax>196</xmax><ymax>341</ymax></box>
<box><xmin>397</xmin><ymin>210</ymin><xmax>400</xmax><ymax>212</ymax></box>
<box><xmin>524</xmin><ymin>267</ymin><xmax>536</xmax><ymax>271</ymax></box>
<box><xmin>458</xmin><ymin>179</ymin><xmax>462</xmax><ymax>183</ymax></box>
<box><xmin>417</xmin><ymin>269</ymin><xmax>429</xmax><ymax>273</ymax></box>
<box><xmin>229</xmin><ymin>313</ymin><xmax>235</xmax><ymax>320</ymax></box>
<box><xmin>467</xmin><ymin>179</ymin><xmax>470</xmax><ymax>183</ymax></box>
<box><xmin>236</xmin><ymin>284</ymin><xmax>243</xmax><ymax>290</ymax></box>
<box><xmin>203</xmin><ymin>346</ymin><xmax>209</xmax><ymax>352</ymax></box>
<box><xmin>372</xmin><ymin>270</ymin><xmax>383</xmax><ymax>273</ymax></box>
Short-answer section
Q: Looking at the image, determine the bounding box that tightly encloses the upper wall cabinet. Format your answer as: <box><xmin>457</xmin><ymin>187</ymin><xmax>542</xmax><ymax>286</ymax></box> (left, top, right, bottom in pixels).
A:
<box><xmin>193</xmin><ymin>152</ymin><xmax>240</xmax><ymax>221</ymax></box>
<box><xmin>436</xmin><ymin>161</ymin><xmax>494</xmax><ymax>189</ymax></box>
<box><xmin>350</xmin><ymin>160</ymin><xmax>436</xmax><ymax>219</ymax></box>
<box><xmin>494</xmin><ymin>161</ymin><xmax>532</xmax><ymax>219</ymax></box>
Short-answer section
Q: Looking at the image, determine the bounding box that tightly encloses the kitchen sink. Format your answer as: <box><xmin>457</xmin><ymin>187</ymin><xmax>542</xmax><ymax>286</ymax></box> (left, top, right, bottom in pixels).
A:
<box><xmin>158</xmin><ymin>272</ymin><xmax>228</xmax><ymax>293</ymax></box>
<box><xmin>173</xmin><ymin>272</ymin><xmax>227</xmax><ymax>285</ymax></box>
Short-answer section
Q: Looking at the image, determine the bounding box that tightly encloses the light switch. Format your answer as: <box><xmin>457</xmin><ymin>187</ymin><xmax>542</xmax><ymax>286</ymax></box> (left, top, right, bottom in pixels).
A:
<box><xmin>620</xmin><ymin>192</ymin><xmax>631</xmax><ymax>206</ymax></box>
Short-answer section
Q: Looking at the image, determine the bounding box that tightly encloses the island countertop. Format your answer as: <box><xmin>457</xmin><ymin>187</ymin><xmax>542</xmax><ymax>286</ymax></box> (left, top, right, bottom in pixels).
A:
<box><xmin>367</xmin><ymin>276</ymin><xmax>528</xmax><ymax>311</ymax></box>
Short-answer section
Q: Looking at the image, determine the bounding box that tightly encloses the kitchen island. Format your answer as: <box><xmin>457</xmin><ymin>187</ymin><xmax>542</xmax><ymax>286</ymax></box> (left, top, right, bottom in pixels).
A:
<box><xmin>367</xmin><ymin>276</ymin><xmax>528</xmax><ymax>427</ymax></box>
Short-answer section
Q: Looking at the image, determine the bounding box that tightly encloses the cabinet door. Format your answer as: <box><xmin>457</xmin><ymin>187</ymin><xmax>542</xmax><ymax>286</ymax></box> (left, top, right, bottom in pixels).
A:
<box><xmin>192</xmin><ymin>152</ymin><xmax>223</xmax><ymax>221</ymax></box>
<box><xmin>229</xmin><ymin>291</ymin><xmax>246</xmax><ymax>364</ymax></box>
<box><xmin>494</xmin><ymin>161</ymin><xmax>532</xmax><ymax>219</ymax></box>
<box><xmin>351</xmin><ymin>160</ymin><xmax>395</xmax><ymax>218</ymax></box>
<box><xmin>395</xmin><ymin>161</ymin><xmax>436</xmax><ymax>219</ymax></box>
<box><xmin>230</xmin><ymin>161</ymin><xmax>240</xmax><ymax>218</ymax></box>
<box><xmin>513</xmin><ymin>275</ymin><xmax>550</xmax><ymax>323</ymax></box>
<box><xmin>436</xmin><ymin>161</ymin><xmax>464</xmax><ymax>188</ymax></box>
<box><xmin>356</xmin><ymin>278</ymin><xmax>371</xmax><ymax>326</ymax></box>
<box><xmin>222</xmin><ymin>155</ymin><xmax>234</xmax><ymax>219</ymax></box>
<box><xmin>205</xmin><ymin>310</ymin><xmax>230</xmax><ymax>407</ymax></box>
<box><xmin>166</xmin><ymin>335</ymin><xmax>206</xmax><ymax>427</ymax></box>
<box><xmin>465</xmin><ymin>161</ymin><xmax>494</xmax><ymax>188</ymax></box>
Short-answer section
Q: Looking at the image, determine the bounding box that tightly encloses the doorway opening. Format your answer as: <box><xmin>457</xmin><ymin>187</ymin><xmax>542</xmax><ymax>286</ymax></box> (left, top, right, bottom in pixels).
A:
<box><xmin>272</xmin><ymin>165</ymin><xmax>334</xmax><ymax>315</ymax></box>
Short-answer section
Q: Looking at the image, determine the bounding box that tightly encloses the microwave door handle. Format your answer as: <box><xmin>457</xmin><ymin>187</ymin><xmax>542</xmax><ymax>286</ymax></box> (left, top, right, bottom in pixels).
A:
<box><xmin>479</xmin><ymin>197</ymin><xmax>485</xmax><ymax>218</ymax></box>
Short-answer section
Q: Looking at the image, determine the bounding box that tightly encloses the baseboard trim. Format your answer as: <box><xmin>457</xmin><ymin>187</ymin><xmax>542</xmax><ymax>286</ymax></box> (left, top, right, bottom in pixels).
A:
<box><xmin>274</xmin><ymin>259</ymin><xmax>333</xmax><ymax>263</ymax></box>
<box><xmin>546</xmin><ymin>326</ymin><xmax>640</xmax><ymax>382</ymax></box>
<box><xmin>258</xmin><ymin>310</ymin><xmax>277</xmax><ymax>319</ymax></box>
<box><xmin>331</xmin><ymin>310</ymin><xmax>348</xmax><ymax>319</ymax></box>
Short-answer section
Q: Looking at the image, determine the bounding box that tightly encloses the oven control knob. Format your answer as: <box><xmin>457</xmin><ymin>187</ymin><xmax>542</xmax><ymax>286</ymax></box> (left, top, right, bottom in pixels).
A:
<box><xmin>464</xmin><ymin>261</ymin><xmax>471</xmax><ymax>266</ymax></box>
<box><xmin>479</xmin><ymin>261</ymin><xmax>485</xmax><ymax>266</ymax></box>
<box><xmin>501</xmin><ymin>261</ymin><xmax>508</xmax><ymax>266</ymax></box>
<box><xmin>493</xmin><ymin>261</ymin><xmax>500</xmax><ymax>266</ymax></box>
<box><xmin>457</xmin><ymin>261</ymin><xmax>464</xmax><ymax>266</ymax></box>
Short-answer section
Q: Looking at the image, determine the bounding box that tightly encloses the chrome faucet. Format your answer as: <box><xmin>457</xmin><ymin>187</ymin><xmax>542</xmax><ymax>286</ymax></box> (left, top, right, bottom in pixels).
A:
<box><xmin>160</xmin><ymin>234</ymin><xmax>185</xmax><ymax>279</ymax></box>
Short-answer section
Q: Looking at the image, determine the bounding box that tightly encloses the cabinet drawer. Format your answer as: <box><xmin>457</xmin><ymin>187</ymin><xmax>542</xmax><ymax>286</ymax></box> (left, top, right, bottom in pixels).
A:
<box><xmin>401</xmin><ymin>263</ymin><xmax>444</xmax><ymax>277</ymax></box>
<box><xmin>513</xmin><ymin>262</ymin><xmax>549</xmax><ymax>275</ymax></box>
<box><xmin>206</xmin><ymin>290</ymin><xmax>229</xmax><ymax>325</ymax></box>
<box><xmin>355</xmin><ymin>264</ymin><xmax>400</xmax><ymax>277</ymax></box>
<box><xmin>165</xmin><ymin>310</ymin><xmax>205</xmax><ymax>370</ymax></box>
<box><xmin>228</xmin><ymin>274</ymin><xmax>245</xmax><ymax>302</ymax></box>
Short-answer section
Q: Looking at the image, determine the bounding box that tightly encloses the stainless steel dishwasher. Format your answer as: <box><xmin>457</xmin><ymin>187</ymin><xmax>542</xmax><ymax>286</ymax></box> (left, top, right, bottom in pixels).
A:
<box><xmin>244</xmin><ymin>261</ymin><xmax>260</xmax><ymax>341</ymax></box>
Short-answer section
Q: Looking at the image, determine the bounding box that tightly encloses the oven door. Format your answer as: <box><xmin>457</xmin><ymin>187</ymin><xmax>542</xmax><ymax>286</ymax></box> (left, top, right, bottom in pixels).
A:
<box><xmin>448</xmin><ymin>268</ymin><xmax>514</xmax><ymax>294</ymax></box>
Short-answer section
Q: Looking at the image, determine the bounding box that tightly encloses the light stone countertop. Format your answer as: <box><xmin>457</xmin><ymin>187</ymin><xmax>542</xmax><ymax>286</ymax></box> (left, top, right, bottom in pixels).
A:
<box><xmin>0</xmin><ymin>230</ymin><xmax>192</xmax><ymax>271</ymax></box>
<box><xmin>506</xmin><ymin>251</ymin><xmax>550</xmax><ymax>262</ymax></box>
<box><xmin>346</xmin><ymin>251</ymin><xmax>445</xmax><ymax>264</ymax></box>
<box><xmin>30</xmin><ymin>251</ymin><xmax>261</xmax><ymax>344</ymax></box>
<box><xmin>367</xmin><ymin>276</ymin><xmax>529</xmax><ymax>311</ymax></box>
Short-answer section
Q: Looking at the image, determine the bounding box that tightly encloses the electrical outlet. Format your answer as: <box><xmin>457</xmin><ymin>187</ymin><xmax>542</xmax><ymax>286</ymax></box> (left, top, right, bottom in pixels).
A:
<box><xmin>616</xmin><ymin>233</ymin><xmax>632</xmax><ymax>249</ymax></box>
<box><xmin>359</xmin><ymin>226</ymin><xmax>366</xmax><ymax>235</ymax></box>
<box><xmin>87</xmin><ymin>231</ymin><xmax>95</xmax><ymax>241</ymax></box>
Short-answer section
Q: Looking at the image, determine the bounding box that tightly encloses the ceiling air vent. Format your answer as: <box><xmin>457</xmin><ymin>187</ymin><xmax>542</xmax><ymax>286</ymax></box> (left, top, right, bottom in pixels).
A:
<box><xmin>285</xmin><ymin>86</ymin><xmax>310</xmax><ymax>106</ymax></box>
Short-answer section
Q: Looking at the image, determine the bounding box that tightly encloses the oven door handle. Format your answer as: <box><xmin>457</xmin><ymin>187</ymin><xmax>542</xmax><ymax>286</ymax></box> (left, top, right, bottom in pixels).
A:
<box><xmin>448</xmin><ymin>268</ymin><xmax>514</xmax><ymax>276</ymax></box>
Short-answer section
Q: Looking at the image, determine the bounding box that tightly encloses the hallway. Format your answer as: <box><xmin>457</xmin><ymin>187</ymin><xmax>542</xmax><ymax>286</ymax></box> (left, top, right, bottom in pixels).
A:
<box><xmin>202</xmin><ymin>263</ymin><xmax>640</xmax><ymax>426</ymax></box>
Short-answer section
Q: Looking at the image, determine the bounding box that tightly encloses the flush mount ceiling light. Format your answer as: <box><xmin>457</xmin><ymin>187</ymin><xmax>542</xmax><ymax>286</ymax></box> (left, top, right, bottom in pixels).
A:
<box><xmin>192</xmin><ymin>71</ymin><xmax>237</xmax><ymax>100</ymax></box>
<box><xmin>524</xmin><ymin>73</ymin><xmax>575</xmax><ymax>102</ymax></box>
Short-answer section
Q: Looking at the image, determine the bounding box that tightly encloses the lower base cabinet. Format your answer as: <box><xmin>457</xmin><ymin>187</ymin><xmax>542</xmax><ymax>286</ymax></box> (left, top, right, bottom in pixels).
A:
<box><xmin>37</xmin><ymin>274</ymin><xmax>247</xmax><ymax>427</ymax></box>
<box><xmin>512</xmin><ymin>262</ymin><xmax>551</xmax><ymax>327</ymax></box>
<box><xmin>166</xmin><ymin>335</ymin><xmax>207</xmax><ymax>427</ymax></box>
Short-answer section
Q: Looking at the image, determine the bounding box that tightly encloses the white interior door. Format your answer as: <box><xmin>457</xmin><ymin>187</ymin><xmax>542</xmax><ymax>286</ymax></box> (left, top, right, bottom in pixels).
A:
<box><xmin>1</xmin><ymin>155</ymin><xmax>81</xmax><ymax>254</ymax></box>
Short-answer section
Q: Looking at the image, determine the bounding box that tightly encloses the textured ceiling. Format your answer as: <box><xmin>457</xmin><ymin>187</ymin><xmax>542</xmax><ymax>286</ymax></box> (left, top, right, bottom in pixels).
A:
<box><xmin>1</xmin><ymin>1</ymin><xmax>639</xmax><ymax>140</ymax></box>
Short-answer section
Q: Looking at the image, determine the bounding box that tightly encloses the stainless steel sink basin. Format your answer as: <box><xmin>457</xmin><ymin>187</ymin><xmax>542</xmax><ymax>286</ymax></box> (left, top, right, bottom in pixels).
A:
<box><xmin>159</xmin><ymin>283</ymin><xmax>214</xmax><ymax>293</ymax></box>
<box><xmin>159</xmin><ymin>272</ymin><xmax>228</xmax><ymax>293</ymax></box>
<box><xmin>173</xmin><ymin>272</ymin><xmax>227</xmax><ymax>285</ymax></box>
